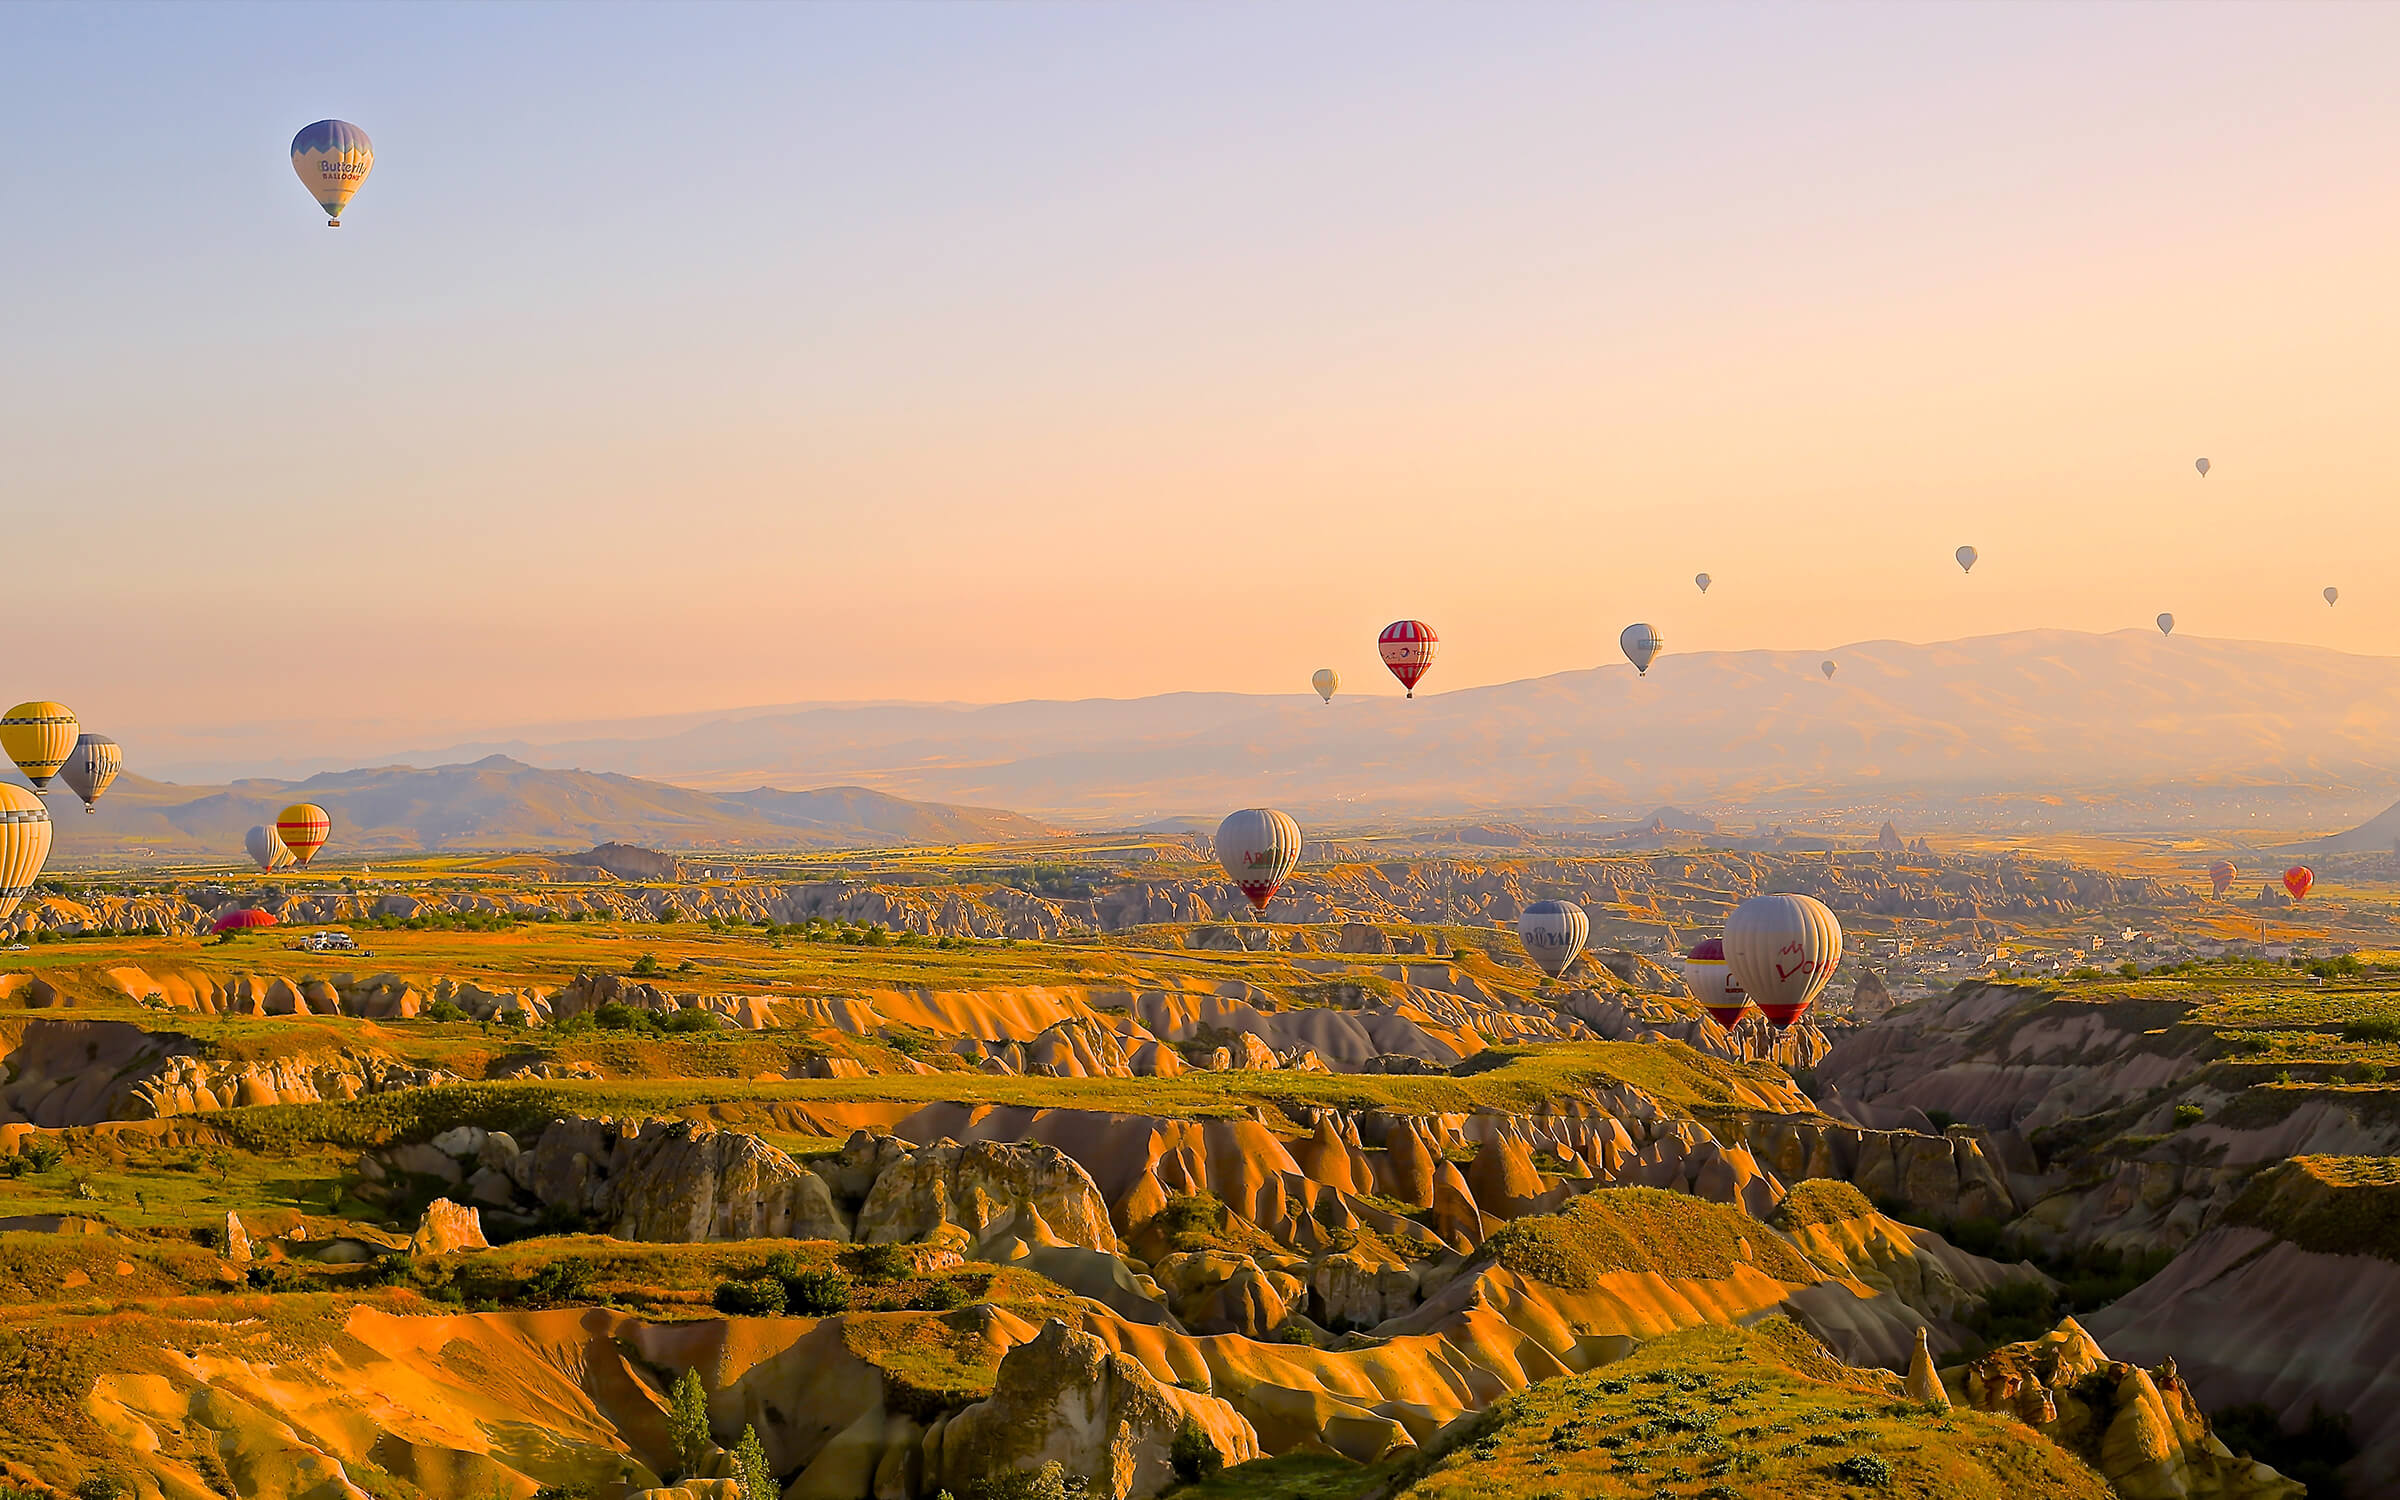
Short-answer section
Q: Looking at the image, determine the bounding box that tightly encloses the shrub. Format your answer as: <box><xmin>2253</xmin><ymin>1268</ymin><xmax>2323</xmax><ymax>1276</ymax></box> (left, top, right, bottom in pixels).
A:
<box><xmin>781</xmin><ymin>1268</ymin><xmax>851</xmax><ymax>1315</ymax></box>
<box><xmin>965</xmin><ymin>1462</ymin><xmax>1069</xmax><ymax>1500</ymax></box>
<box><xmin>713</xmin><ymin>1276</ymin><xmax>789</xmax><ymax>1316</ymax></box>
<box><xmin>908</xmin><ymin>1281</ymin><xmax>968</xmax><ymax>1312</ymax></box>
<box><xmin>77</xmin><ymin>1480</ymin><xmax>125</xmax><ymax>1500</ymax></box>
<box><xmin>631</xmin><ymin>952</ymin><xmax>661</xmax><ymax>977</ymax></box>
<box><xmin>2340</xmin><ymin>1016</ymin><xmax>2400</xmax><ymax>1044</ymax></box>
<box><xmin>733</xmin><ymin>1425</ymin><xmax>774</xmax><ymax>1500</ymax></box>
<box><xmin>1832</xmin><ymin>1452</ymin><xmax>1893</xmax><ymax>1485</ymax></box>
<box><xmin>850</xmin><ymin>1243</ymin><xmax>911</xmax><ymax>1283</ymax></box>
<box><xmin>519</xmin><ymin>1258</ymin><xmax>599</xmax><ymax>1306</ymax></box>
<box><xmin>1169</xmin><ymin>1416</ymin><xmax>1224</xmax><ymax>1483</ymax></box>
<box><xmin>422</xmin><ymin>998</ymin><xmax>468</xmax><ymax>1023</ymax></box>
<box><xmin>1149</xmin><ymin>1193</ymin><xmax>1230</xmax><ymax>1251</ymax></box>
<box><xmin>2172</xmin><ymin>1103</ymin><xmax>2206</xmax><ymax>1128</ymax></box>
<box><xmin>2212</xmin><ymin>1402</ymin><xmax>2357</xmax><ymax>1496</ymax></box>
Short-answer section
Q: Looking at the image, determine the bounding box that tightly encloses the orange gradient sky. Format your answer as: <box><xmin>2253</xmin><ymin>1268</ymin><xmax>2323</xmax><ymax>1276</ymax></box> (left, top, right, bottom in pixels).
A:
<box><xmin>5</xmin><ymin>3</ymin><xmax>2400</xmax><ymax>755</ymax></box>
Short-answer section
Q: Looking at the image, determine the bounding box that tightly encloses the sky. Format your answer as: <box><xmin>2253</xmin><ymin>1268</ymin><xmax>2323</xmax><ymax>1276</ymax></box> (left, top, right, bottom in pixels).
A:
<box><xmin>5</xmin><ymin>2</ymin><xmax>2400</xmax><ymax>766</ymax></box>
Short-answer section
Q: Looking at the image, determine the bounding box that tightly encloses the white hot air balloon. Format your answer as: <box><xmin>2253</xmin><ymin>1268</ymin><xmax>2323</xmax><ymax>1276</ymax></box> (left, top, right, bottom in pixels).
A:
<box><xmin>1694</xmin><ymin>573</ymin><xmax>1712</xmax><ymax>595</ymax></box>
<box><xmin>1681</xmin><ymin>937</ymin><xmax>1748</xmax><ymax>1029</ymax></box>
<box><xmin>2325</xmin><ymin>587</ymin><xmax>2340</xmax><ymax>608</ymax></box>
<box><xmin>1820</xmin><ymin>660</ymin><xmax>1837</xmax><ymax>680</ymax></box>
<box><xmin>1312</xmin><ymin>669</ymin><xmax>1339</xmax><ymax>703</ymax></box>
<box><xmin>1723</xmin><ymin>892</ymin><xmax>1842</xmax><ymax>1031</ymax></box>
<box><xmin>2157</xmin><ymin>613</ymin><xmax>2175</xmax><ymax>637</ymax></box>
<box><xmin>1620</xmin><ymin>623</ymin><xmax>1664</xmax><ymax>676</ymax></box>
<box><xmin>1955</xmin><ymin>545</ymin><xmax>1978</xmax><ymax>575</ymax></box>
<box><xmin>1215</xmin><ymin>808</ymin><xmax>1301</xmax><ymax>912</ymax></box>
<box><xmin>2196</xmin><ymin>457</ymin><xmax>2210</xmax><ymax>477</ymax></box>
<box><xmin>1516</xmin><ymin>900</ymin><xmax>1588</xmax><ymax>978</ymax></box>
<box><xmin>245</xmin><ymin>824</ymin><xmax>293</xmax><ymax>873</ymax></box>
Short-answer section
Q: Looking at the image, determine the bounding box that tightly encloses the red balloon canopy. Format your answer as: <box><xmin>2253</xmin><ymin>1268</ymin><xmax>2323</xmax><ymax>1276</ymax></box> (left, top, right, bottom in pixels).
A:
<box><xmin>211</xmin><ymin>908</ymin><xmax>278</xmax><ymax>933</ymax></box>
<box><xmin>2283</xmin><ymin>866</ymin><xmax>2314</xmax><ymax>901</ymax></box>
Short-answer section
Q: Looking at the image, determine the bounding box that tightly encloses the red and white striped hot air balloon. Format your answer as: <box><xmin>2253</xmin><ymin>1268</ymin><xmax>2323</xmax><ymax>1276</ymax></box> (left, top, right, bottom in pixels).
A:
<box><xmin>1378</xmin><ymin>620</ymin><xmax>1438</xmax><ymax>697</ymax></box>
<box><xmin>1682</xmin><ymin>938</ymin><xmax>1749</xmax><ymax>1030</ymax></box>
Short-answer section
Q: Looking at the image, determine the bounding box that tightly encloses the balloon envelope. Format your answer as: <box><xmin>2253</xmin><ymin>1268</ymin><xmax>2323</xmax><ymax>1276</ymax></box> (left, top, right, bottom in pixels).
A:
<box><xmin>1517</xmin><ymin>900</ymin><xmax>1589</xmax><ymax>977</ymax></box>
<box><xmin>2157</xmin><ymin>613</ymin><xmax>2175</xmax><ymax>636</ymax></box>
<box><xmin>1</xmin><ymin>702</ymin><xmax>77</xmax><ymax>791</ymax></box>
<box><xmin>1215</xmin><ymin>808</ymin><xmax>1302</xmax><ymax>911</ymax></box>
<box><xmin>276</xmin><ymin>803</ymin><xmax>331</xmax><ymax>866</ymax></box>
<box><xmin>2208</xmin><ymin>859</ymin><xmax>2235</xmax><ymax>898</ymax></box>
<box><xmin>2325</xmin><ymin>587</ymin><xmax>2340</xmax><ymax>607</ymax></box>
<box><xmin>211</xmin><ymin>908</ymin><xmax>278</xmax><ymax>934</ymax></box>
<box><xmin>58</xmin><ymin>735</ymin><xmax>120</xmax><ymax>813</ymax></box>
<box><xmin>1378</xmin><ymin>620</ymin><xmax>1438</xmax><ymax>697</ymax></box>
<box><xmin>0</xmin><ymin>785</ymin><xmax>53</xmax><ymax>927</ymax></box>
<box><xmin>2284</xmin><ymin>866</ymin><xmax>2314</xmax><ymax>901</ymax></box>
<box><xmin>1724</xmin><ymin>893</ymin><xmax>1842</xmax><ymax>1031</ymax></box>
<box><xmin>1619</xmin><ymin>623</ymin><xmax>1664</xmax><ymax>676</ymax></box>
<box><xmin>246</xmin><ymin>825</ymin><xmax>292</xmax><ymax>873</ymax></box>
<box><xmin>2196</xmin><ymin>458</ymin><xmax>2210</xmax><ymax>477</ymax></box>
<box><xmin>1311</xmin><ymin>669</ymin><xmax>1338</xmax><ymax>703</ymax></box>
<box><xmin>291</xmin><ymin>120</ymin><xmax>373</xmax><ymax>224</ymax></box>
<box><xmin>1682</xmin><ymin>937</ymin><xmax>1748</xmax><ymax>1029</ymax></box>
<box><xmin>1694</xmin><ymin>573</ymin><xmax>1711</xmax><ymax>594</ymax></box>
<box><xmin>1820</xmin><ymin>660</ymin><xmax>1837</xmax><ymax>679</ymax></box>
<box><xmin>1955</xmin><ymin>545</ymin><xmax>1978</xmax><ymax>574</ymax></box>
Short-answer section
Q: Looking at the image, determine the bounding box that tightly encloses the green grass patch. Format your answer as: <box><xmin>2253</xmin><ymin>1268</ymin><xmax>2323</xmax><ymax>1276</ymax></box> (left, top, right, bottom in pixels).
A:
<box><xmin>1480</xmin><ymin>1187</ymin><xmax>1818</xmax><ymax>1290</ymax></box>
<box><xmin>1770</xmin><ymin>1179</ymin><xmax>1875</xmax><ymax>1232</ymax></box>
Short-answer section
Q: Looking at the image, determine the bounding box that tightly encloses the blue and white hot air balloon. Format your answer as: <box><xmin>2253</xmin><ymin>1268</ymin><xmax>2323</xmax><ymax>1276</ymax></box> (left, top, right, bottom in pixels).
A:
<box><xmin>291</xmin><ymin>120</ymin><xmax>374</xmax><ymax>226</ymax></box>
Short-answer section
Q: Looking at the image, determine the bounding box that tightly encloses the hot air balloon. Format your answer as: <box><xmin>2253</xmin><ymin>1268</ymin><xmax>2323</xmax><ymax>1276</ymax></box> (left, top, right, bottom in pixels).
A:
<box><xmin>1682</xmin><ymin>937</ymin><xmax>1748</xmax><ymax>1030</ymax></box>
<box><xmin>245</xmin><ymin>825</ymin><xmax>291</xmax><ymax>873</ymax></box>
<box><xmin>1695</xmin><ymin>573</ymin><xmax>1712</xmax><ymax>595</ymax></box>
<box><xmin>2284</xmin><ymin>866</ymin><xmax>2314</xmax><ymax>901</ymax></box>
<box><xmin>1312</xmin><ymin>669</ymin><xmax>1339</xmax><ymax>703</ymax></box>
<box><xmin>1724</xmin><ymin>893</ymin><xmax>1842</xmax><ymax>1031</ymax></box>
<box><xmin>2325</xmin><ymin>587</ymin><xmax>2340</xmax><ymax>607</ymax></box>
<box><xmin>1517</xmin><ymin>900</ymin><xmax>1588</xmax><ymax>978</ymax></box>
<box><xmin>276</xmin><ymin>803</ymin><xmax>330</xmax><ymax>867</ymax></box>
<box><xmin>1378</xmin><ymin>621</ymin><xmax>1438</xmax><ymax>697</ymax></box>
<box><xmin>0</xmin><ymin>785</ymin><xmax>53</xmax><ymax>927</ymax></box>
<box><xmin>211</xmin><ymin>908</ymin><xmax>278</xmax><ymax>934</ymax></box>
<box><xmin>1820</xmin><ymin>660</ymin><xmax>1837</xmax><ymax>680</ymax></box>
<box><xmin>2208</xmin><ymin>859</ymin><xmax>2235</xmax><ymax>898</ymax></box>
<box><xmin>1215</xmin><ymin>808</ymin><xmax>1301</xmax><ymax>911</ymax></box>
<box><xmin>2196</xmin><ymin>458</ymin><xmax>2210</xmax><ymax>477</ymax></box>
<box><xmin>1955</xmin><ymin>545</ymin><xmax>1979</xmax><ymax>575</ymax></box>
<box><xmin>1620</xmin><ymin>623</ymin><xmax>1664</xmax><ymax>676</ymax></box>
<box><xmin>1</xmin><ymin>702</ymin><xmax>77</xmax><ymax>791</ymax></box>
<box><xmin>58</xmin><ymin>735</ymin><xmax>120</xmax><ymax>814</ymax></box>
<box><xmin>2157</xmin><ymin>613</ymin><xmax>2175</xmax><ymax>636</ymax></box>
<box><xmin>291</xmin><ymin>120</ymin><xmax>373</xmax><ymax>226</ymax></box>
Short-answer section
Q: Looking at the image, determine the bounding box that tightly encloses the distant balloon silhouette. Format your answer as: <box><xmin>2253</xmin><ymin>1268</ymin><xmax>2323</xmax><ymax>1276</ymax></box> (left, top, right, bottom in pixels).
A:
<box><xmin>1694</xmin><ymin>573</ymin><xmax>1712</xmax><ymax>595</ymax></box>
<box><xmin>2208</xmin><ymin>859</ymin><xmax>2235</xmax><ymax>898</ymax></box>
<box><xmin>1312</xmin><ymin>669</ymin><xmax>1338</xmax><ymax>703</ymax></box>
<box><xmin>1820</xmin><ymin>660</ymin><xmax>1837</xmax><ymax>679</ymax></box>
<box><xmin>1955</xmin><ymin>545</ymin><xmax>1978</xmax><ymax>575</ymax></box>
<box><xmin>245</xmin><ymin>824</ymin><xmax>292</xmax><ymax>873</ymax></box>
<box><xmin>1620</xmin><ymin>623</ymin><xmax>1664</xmax><ymax>676</ymax></box>
<box><xmin>2157</xmin><ymin>613</ymin><xmax>2175</xmax><ymax>636</ymax></box>
<box><xmin>2284</xmin><ymin>866</ymin><xmax>2314</xmax><ymax>901</ymax></box>
<box><xmin>2196</xmin><ymin>458</ymin><xmax>2210</xmax><ymax>477</ymax></box>
<box><xmin>59</xmin><ymin>735</ymin><xmax>120</xmax><ymax>814</ymax></box>
<box><xmin>1516</xmin><ymin>900</ymin><xmax>1589</xmax><ymax>978</ymax></box>
<box><xmin>2325</xmin><ymin>587</ymin><xmax>2340</xmax><ymax>608</ymax></box>
<box><xmin>1378</xmin><ymin>620</ymin><xmax>1437</xmax><ymax>698</ymax></box>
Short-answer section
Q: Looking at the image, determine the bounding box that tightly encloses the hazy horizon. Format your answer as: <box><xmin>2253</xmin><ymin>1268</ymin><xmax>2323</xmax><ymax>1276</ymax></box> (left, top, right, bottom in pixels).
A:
<box><xmin>8</xmin><ymin>2</ymin><xmax>2400</xmax><ymax>757</ymax></box>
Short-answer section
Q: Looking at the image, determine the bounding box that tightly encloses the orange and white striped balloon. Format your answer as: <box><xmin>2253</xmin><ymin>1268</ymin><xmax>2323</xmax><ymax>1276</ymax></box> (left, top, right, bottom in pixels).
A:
<box><xmin>0</xmin><ymin>785</ymin><xmax>53</xmax><ymax>925</ymax></box>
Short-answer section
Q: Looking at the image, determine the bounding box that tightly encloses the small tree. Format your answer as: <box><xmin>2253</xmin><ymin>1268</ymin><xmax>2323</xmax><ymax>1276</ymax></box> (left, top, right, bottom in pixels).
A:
<box><xmin>666</xmin><ymin>1367</ymin><xmax>711</xmax><ymax>1479</ymax></box>
<box><xmin>732</xmin><ymin>1424</ymin><xmax>773</xmax><ymax>1500</ymax></box>
<box><xmin>1170</xmin><ymin>1417</ymin><xmax>1223</xmax><ymax>1483</ymax></box>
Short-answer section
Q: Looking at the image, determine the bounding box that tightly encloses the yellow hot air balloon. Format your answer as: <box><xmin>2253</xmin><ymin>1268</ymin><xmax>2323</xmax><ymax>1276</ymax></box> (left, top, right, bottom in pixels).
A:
<box><xmin>276</xmin><ymin>803</ymin><xmax>331</xmax><ymax>866</ymax></box>
<box><xmin>0</xmin><ymin>785</ymin><xmax>54</xmax><ymax>926</ymax></box>
<box><xmin>1</xmin><ymin>702</ymin><xmax>78</xmax><ymax>791</ymax></box>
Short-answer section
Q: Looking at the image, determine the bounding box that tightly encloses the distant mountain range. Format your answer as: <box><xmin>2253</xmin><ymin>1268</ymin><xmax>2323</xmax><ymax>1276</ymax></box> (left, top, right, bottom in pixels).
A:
<box><xmin>262</xmin><ymin>629</ymin><xmax>2400</xmax><ymax>827</ymax></box>
<box><xmin>39</xmin><ymin>757</ymin><xmax>1052</xmax><ymax>864</ymax></box>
